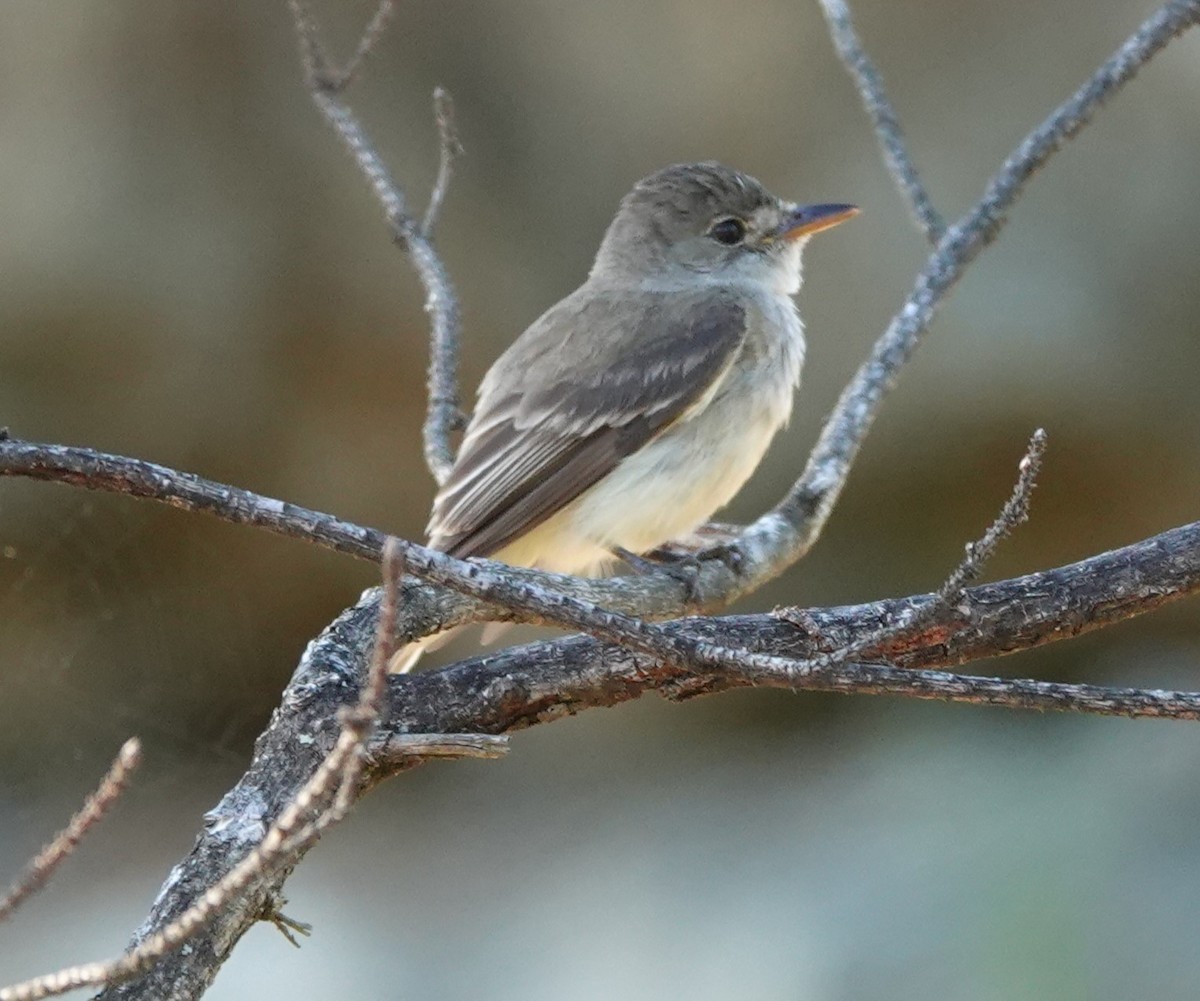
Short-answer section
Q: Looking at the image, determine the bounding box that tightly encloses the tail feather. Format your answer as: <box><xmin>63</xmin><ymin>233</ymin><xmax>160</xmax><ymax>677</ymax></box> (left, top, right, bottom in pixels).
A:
<box><xmin>388</xmin><ymin>624</ymin><xmax>465</xmax><ymax>673</ymax></box>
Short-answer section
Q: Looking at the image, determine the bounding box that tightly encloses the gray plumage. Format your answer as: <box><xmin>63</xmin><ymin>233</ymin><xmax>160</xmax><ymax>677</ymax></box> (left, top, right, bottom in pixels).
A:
<box><xmin>424</xmin><ymin>161</ymin><xmax>856</xmax><ymax>594</ymax></box>
<box><xmin>428</xmin><ymin>289</ymin><xmax>746</xmax><ymax>559</ymax></box>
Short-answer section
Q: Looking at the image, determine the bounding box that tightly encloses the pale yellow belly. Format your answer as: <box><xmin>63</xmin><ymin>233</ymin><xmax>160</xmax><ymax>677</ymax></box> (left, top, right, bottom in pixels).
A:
<box><xmin>496</xmin><ymin>383</ymin><xmax>792</xmax><ymax>575</ymax></box>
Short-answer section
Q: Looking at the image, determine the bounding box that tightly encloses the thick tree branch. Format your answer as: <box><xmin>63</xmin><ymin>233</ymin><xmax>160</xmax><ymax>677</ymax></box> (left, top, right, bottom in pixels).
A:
<box><xmin>72</xmin><ymin>519</ymin><xmax>1200</xmax><ymax>999</ymax></box>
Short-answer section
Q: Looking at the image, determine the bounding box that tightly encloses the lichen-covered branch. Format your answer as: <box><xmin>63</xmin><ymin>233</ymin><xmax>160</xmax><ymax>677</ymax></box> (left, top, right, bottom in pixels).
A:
<box><xmin>73</xmin><ymin>518</ymin><xmax>1200</xmax><ymax>999</ymax></box>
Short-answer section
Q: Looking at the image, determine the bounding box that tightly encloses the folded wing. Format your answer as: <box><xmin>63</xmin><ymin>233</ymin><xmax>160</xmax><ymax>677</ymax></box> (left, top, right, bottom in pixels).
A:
<box><xmin>427</xmin><ymin>289</ymin><xmax>748</xmax><ymax>559</ymax></box>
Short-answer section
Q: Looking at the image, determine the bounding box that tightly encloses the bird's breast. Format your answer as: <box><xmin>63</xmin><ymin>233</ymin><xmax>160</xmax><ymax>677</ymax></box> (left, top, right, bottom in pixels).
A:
<box><xmin>565</xmin><ymin>294</ymin><xmax>804</xmax><ymax>555</ymax></box>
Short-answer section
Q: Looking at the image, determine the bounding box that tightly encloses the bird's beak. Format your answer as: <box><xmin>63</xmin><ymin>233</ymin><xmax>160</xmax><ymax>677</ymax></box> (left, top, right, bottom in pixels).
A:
<box><xmin>777</xmin><ymin>203</ymin><xmax>860</xmax><ymax>241</ymax></box>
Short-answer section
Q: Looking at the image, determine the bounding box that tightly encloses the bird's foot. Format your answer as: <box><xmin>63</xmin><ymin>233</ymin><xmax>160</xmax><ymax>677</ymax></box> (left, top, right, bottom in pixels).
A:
<box><xmin>648</xmin><ymin>522</ymin><xmax>746</xmax><ymax>576</ymax></box>
<box><xmin>612</xmin><ymin>545</ymin><xmax>704</xmax><ymax>603</ymax></box>
<box><xmin>613</xmin><ymin>526</ymin><xmax>746</xmax><ymax>604</ymax></box>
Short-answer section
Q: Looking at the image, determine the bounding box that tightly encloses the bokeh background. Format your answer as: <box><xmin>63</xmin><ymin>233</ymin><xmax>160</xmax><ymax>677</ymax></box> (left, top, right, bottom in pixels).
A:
<box><xmin>2</xmin><ymin>0</ymin><xmax>1199</xmax><ymax>997</ymax></box>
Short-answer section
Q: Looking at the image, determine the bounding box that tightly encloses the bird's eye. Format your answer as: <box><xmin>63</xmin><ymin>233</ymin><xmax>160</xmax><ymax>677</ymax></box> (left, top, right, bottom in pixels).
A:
<box><xmin>708</xmin><ymin>217</ymin><xmax>746</xmax><ymax>246</ymax></box>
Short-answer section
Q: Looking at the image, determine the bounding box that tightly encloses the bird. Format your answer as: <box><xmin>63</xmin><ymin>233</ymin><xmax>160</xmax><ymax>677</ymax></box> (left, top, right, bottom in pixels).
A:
<box><xmin>396</xmin><ymin>161</ymin><xmax>857</xmax><ymax>670</ymax></box>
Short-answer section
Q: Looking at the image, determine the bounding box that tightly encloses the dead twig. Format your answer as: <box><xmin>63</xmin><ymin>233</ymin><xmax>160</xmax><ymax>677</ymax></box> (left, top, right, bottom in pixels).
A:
<box><xmin>817</xmin><ymin>0</ymin><xmax>945</xmax><ymax>241</ymax></box>
<box><xmin>423</xmin><ymin>87</ymin><xmax>462</xmax><ymax>237</ymax></box>
<box><xmin>289</xmin><ymin>0</ymin><xmax>464</xmax><ymax>484</ymax></box>
<box><xmin>0</xmin><ymin>739</ymin><xmax>141</xmax><ymax>925</ymax></box>
<box><xmin>783</xmin><ymin>428</ymin><xmax>1047</xmax><ymax>675</ymax></box>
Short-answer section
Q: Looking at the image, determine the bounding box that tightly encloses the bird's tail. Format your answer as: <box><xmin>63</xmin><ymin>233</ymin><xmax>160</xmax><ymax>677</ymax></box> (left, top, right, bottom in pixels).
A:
<box><xmin>389</xmin><ymin>625</ymin><xmax>464</xmax><ymax>673</ymax></box>
<box><xmin>389</xmin><ymin>621</ymin><xmax>516</xmax><ymax>673</ymax></box>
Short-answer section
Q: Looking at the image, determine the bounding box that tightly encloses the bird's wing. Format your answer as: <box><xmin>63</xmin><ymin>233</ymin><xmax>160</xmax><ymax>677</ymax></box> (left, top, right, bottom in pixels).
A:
<box><xmin>427</xmin><ymin>289</ymin><xmax>748</xmax><ymax>560</ymax></box>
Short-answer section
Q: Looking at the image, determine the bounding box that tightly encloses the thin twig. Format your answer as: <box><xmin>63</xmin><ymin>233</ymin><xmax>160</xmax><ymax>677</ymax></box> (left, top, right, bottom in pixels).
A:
<box><xmin>329</xmin><ymin>0</ymin><xmax>395</xmax><ymax>92</ymax></box>
<box><xmin>0</xmin><ymin>739</ymin><xmax>141</xmax><ymax>925</ymax></box>
<box><xmin>288</xmin><ymin>0</ymin><xmax>463</xmax><ymax>484</ymax></box>
<box><xmin>423</xmin><ymin>87</ymin><xmax>462</xmax><ymax>237</ymax></box>
<box><xmin>326</xmin><ymin>538</ymin><xmax>403</xmax><ymax>821</ymax></box>
<box><xmin>817</xmin><ymin>0</ymin><xmax>945</xmax><ymax>241</ymax></box>
<box><xmin>792</xmin><ymin>428</ymin><xmax>1047</xmax><ymax>674</ymax></box>
<box><xmin>935</xmin><ymin>428</ymin><xmax>1046</xmax><ymax>599</ymax></box>
<box><xmin>0</xmin><ymin>539</ymin><xmax>488</xmax><ymax>1001</ymax></box>
<box><xmin>741</xmin><ymin>0</ymin><xmax>1200</xmax><ymax>594</ymax></box>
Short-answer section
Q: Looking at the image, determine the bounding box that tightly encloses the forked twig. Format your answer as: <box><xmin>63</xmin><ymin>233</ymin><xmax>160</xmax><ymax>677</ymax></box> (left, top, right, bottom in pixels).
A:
<box><xmin>288</xmin><ymin>0</ymin><xmax>463</xmax><ymax>484</ymax></box>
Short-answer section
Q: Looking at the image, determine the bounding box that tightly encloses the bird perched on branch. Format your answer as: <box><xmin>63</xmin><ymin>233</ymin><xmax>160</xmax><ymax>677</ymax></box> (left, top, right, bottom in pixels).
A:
<box><xmin>397</xmin><ymin>161</ymin><xmax>857</xmax><ymax>670</ymax></box>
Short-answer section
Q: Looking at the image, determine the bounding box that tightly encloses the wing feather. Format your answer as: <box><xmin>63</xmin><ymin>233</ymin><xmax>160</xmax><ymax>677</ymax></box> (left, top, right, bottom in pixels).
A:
<box><xmin>427</xmin><ymin>289</ymin><xmax>747</xmax><ymax>559</ymax></box>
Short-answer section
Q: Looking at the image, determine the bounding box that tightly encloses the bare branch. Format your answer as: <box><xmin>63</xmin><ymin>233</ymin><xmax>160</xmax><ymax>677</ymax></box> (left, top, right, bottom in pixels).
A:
<box><xmin>0</xmin><ymin>6</ymin><xmax>1195</xmax><ymax>996</ymax></box>
<box><xmin>817</xmin><ymin>0</ymin><xmax>945</xmax><ymax>241</ymax></box>
<box><xmin>0</xmin><ymin>539</ymin><xmax>505</xmax><ymax>1001</ymax></box>
<box><xmin>737</xmin><ymin>0</ymin><xmax>1200</xmax><ymax>597</ymax></box>
<box><xmin>0</xmin><ymin>428</ymin><xmax>1168</xmax><ymax>694</ymax></box>
<box><xmin>288</xmin><ymin>0</ymin><xmax>463</xmax><ymax>484</ymax></box>
<box><xmin>391</xmin><ymin>519</ymin><xmax>1200</xmax><ymax>727</ymax></box>
<box><xmin>0</xmin><ymin>739</ymin><xmax>141</xmax><ymax>925</ymax></box>
<box><xmin>422</xmin><ymin>87</ymin><xmax>462</xmax><ymax>237</ymax></box>
<box><xmin>0</xmin><ymin>436</ymin><xmax>736</xmax><ymax>622</ymax></box>
<box><xmin>790</xmin><ymin>428</ymin><xmax>1046</xmax><ymax>676</ymax></box>
<box><xmin>11</xmin><ymin>3</ymin><xmax>1181</xmax><ymax>622</ymax></box>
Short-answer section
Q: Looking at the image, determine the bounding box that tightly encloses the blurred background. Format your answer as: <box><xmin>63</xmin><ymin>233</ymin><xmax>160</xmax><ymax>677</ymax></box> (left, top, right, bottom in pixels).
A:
<box><xmin>1</xmin><ymin>0</ymin><xmax>1199</xmax><ymax>997</ymax></box>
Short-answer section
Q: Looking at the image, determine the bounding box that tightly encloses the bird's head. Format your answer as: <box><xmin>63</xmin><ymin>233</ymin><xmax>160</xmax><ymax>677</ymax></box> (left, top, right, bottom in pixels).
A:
<box><xmin>591</xmin><ymin>161</ymin><xmax>858</xmax><ymax>294</ymax></box>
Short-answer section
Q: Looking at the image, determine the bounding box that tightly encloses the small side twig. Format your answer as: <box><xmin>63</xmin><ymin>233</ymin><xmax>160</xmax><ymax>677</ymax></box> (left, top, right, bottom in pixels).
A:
<box><xmin>423</xmin><ymin>87</ymin><xmax>462</xmax><ymax>237</ymax></box>
<box><xmin>288</xmin><ymin>0</ymin><xmax>464</xmax><ymax>484</ymax></box>
<box><xmin>368</xmin><ymin>732</ymin><xmax>511</xmax><ymax>766</ymax></box>
<box><xmin>0</xmin><ymin>738</ymin><xmax>141</xmax><ymax>925</ymax></box>
<box><xmin>933</xmin><ymin>427</ymin><xmax>1046</xmax><ymax>601</ymax></box>
<box><xmin>778</xmin><ymin>428</ymin><xmax>1047</xmax><ymax>673</ymax></box>
<box><xmin>817</xmin><ymin>0</ymin><xmax>945</xmax><ymax>241</ymax></box>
